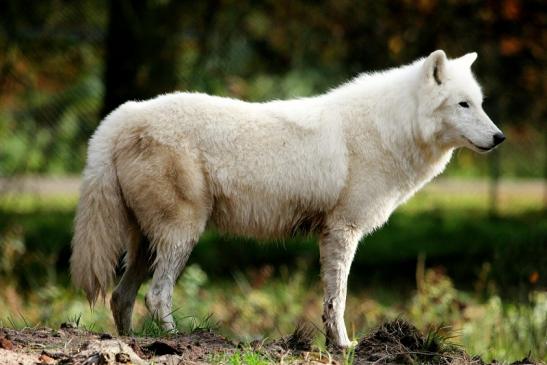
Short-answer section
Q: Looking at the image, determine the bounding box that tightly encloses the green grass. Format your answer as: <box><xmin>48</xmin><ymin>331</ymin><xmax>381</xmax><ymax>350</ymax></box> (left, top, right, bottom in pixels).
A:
<box><xmin>210</xmin><ymin>349</ymin><xmax>274</xmax><ymax>365</ymax></box>
<box><xmin>341</xmin><ymin>346</ymin><xmax>356</xmax><ymax>365</ymax></box>
<box><xmin>0</xmin><ymin>193</ymin><xmax>79</xmax><ymax>213</ymax></box>
<box><xmin>133</xmin><ymin>312</ymin><xmax>218</xmax><ymax>337</ymax></box>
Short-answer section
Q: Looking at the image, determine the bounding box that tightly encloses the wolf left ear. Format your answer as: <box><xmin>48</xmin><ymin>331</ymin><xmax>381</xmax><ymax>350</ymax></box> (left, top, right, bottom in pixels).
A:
<box><xmin>423</xmin><ymin>50</ymin><xmax>447</xmax><ymax>86</ymax></box>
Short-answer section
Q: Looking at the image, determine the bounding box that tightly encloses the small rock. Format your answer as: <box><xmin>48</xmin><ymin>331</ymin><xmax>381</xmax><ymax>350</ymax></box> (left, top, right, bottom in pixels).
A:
<box><xmin>115</xmin><ymin>353</ymin><xmax>131</xmax><ymax>363</ymax></box>
<box><xmin>128</xmin><ymin>340</ymin><xmax>145</xmax><ymax>359</ymax></box>
<box><xmin>58</xmin><ymin>358</ymin><xmax>75</xmax><ymax>365</ymax></box>
<box><xmin>76</xmin><ymin>339</ymin><xmax>145</xmax><ymax>365</ymax></box>
<box><xmin>82</xmin><ymin>352</ymin><xmax>112</xmax><ymax>365</ymax></box>
<box><xmin>38</xmin><ymin>353</ymin><xmax>55</xmax><ymax>364</ymax></box>
<box><xmin>98</xmin><ymin>352</ymin><xmax>114</xmax><ymax>365</ymax></box>
<box><xmin>100</xmin><ymin>333</ymin><xmax>113</xmax><ymax>340</ymax></box>
<box><xmin>42</xmin><ymin>350</ymin><xmax>66</xmax><ymax>360</ymax></box>
<box><xmin>153</xmin><ymin>354</ymin><xmax>185</xmax><ymax>365</ymax></box>
<box><xmin>0</xmin><ymin>336</ymin><xmax>13</xmax><ymax>350</ymax></box>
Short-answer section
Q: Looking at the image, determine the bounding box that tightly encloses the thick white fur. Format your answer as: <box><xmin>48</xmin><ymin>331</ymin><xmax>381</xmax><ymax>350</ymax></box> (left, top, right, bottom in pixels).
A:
<box><xmin>70</xmin><ymin>50</ymin><xmax>503</xmax><ymax>346</ymax></box>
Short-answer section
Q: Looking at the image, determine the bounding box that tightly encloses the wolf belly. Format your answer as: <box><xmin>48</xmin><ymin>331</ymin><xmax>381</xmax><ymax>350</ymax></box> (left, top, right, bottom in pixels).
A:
<box><xmin>209</xmin><ymin>188</ymin><xmax>328</xmax><ymax>239</ymax></box>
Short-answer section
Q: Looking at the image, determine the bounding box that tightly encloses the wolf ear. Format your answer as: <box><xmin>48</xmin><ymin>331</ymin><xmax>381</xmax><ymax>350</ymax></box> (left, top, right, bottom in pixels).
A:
<box><xmin>423</xmin><ymin>50</ymin><xmax>447</xmax><ymax>86</ymax></box>
<box><xmin>457</xmin><ymin>52</ymin><xmax>477</xmax><ymax>68</ymax></box>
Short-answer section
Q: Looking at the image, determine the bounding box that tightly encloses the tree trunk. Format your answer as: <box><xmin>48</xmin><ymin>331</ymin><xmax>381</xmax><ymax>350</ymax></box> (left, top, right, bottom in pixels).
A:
<box><xmin>101</xmin><ymin>0</ymin><xmax>187</xmax><ymax>118</ymax></box>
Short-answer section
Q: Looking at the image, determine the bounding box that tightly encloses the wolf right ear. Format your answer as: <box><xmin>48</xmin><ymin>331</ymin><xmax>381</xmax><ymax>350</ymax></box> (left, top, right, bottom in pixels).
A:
<box><xmin>456</xmin><ymin>52</ymin><xmax>477</xmax><ymax>68</ymax></box>
<box><xmin>423</xmin><ymin>50</ymin><xmax>447</xmax><ymax>86</ymax></box>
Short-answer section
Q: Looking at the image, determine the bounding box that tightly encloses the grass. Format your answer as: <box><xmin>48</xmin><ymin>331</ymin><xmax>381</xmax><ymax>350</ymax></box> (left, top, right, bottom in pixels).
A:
<box><xmin>341</xmin><ymin>346</ymin><xmax>356</xmax><ymax>365</ymax></box>
<box><xmin>210</xmin><ymin>349</ymin><xmax>274</xmax><ymax>365</ymax></box>
<box><xmin>210</xmin><ymin>347</ymin><xmax>356</xmax><ymax>365</ymax></box>
<box><xmin>133</xmin><ymin>312</ymin><xmax>218</xmax><ymax>337</ymax></box>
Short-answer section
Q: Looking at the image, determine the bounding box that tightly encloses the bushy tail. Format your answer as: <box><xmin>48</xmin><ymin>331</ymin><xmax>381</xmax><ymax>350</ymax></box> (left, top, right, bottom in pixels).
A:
<box><xmin>70</xmin><ymin>158</ymin><xmax>130</xmax><ymax>305</ymax></box>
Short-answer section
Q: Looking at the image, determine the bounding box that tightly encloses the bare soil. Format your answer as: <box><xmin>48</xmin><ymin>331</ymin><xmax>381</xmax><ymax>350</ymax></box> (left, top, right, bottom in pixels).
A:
<box><xmin>0</xmin><ymin>320</ymin><xmax>538</xmax><ymax>364</ymax></box>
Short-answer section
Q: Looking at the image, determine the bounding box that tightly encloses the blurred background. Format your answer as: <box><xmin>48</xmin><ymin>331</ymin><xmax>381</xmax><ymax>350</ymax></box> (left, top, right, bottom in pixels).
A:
<box><xmin>0</xmin><ymin>0</ymin><xmax>545</xmax><ymax>362</ymax></box>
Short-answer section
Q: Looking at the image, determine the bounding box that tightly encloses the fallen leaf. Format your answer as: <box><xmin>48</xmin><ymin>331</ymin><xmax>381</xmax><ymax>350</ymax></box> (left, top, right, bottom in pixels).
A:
<box><xmin>0</xmin><ymin>336</ymin><xmax>13</xmax><ymax>350</ymax></box>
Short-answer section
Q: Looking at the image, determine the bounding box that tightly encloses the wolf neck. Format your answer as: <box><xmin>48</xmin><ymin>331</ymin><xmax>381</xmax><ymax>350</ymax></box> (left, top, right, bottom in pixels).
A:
<box><xmin>326</xmin><ymin>62</ymin><xmax>453</xmax><ymax>188</ymax></box>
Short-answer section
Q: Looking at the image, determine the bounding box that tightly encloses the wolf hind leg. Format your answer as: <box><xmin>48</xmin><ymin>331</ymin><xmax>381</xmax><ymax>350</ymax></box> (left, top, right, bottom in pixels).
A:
<box><xmin>110</xmin><ymin>234</ymin><xmax>151</xmax><ymax>335</ymax></box>
<box><xmin>145</xmin><ymin>228</ymin><xmax>200</xmax><ymax>331</ymax></box>
<box><xmin>113</xmin><ymin>128</ymin><xmax>211</xmax><ymax>332</ymax></box>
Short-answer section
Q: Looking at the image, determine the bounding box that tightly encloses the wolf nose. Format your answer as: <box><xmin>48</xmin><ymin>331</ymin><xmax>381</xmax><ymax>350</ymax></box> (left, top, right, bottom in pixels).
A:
<box><xmin>493</xmin><ymin>133</ymin><xmax>506</xmax><ymax>146</ymax></box>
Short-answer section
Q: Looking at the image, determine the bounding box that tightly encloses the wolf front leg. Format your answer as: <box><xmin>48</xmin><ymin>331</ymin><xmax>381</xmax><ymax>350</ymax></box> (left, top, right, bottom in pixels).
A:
<box><xmin>319</xmin><ymin>224</ymin><xmax>361</xmax><ymax>348</ymax></box>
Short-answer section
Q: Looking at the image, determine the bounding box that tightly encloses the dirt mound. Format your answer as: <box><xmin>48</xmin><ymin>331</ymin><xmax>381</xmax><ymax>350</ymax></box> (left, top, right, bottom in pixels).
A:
<box><xmin>0</xmin><ymin>326</ymin><xmax>237</xmax><ymax>364</ymax></box>
<box><xmin>354</xmin><ymin>319</ymin><xmax>537</xmax><ymax>365</ymax></box>
<box><xmin>354</xmin><ymin>319</ymin><xmax>464</xmax><ymax>364</ymax></box>
<box><xmin>0</xmin><ymin>320</ymin><xmax>539</xmax><ymax>364</ymax></box>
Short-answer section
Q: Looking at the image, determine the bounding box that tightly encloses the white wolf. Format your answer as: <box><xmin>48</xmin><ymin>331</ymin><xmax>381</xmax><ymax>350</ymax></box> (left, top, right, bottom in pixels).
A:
<box><xmin>71</xmin><ymin>50</ymin><xmax>504</xmax><ymax>347</ymax></box>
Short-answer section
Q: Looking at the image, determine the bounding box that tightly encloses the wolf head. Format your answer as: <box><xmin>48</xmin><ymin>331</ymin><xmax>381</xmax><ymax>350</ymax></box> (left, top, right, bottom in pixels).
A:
<box><xmin>416</xmin><ymin>50</ymin><xmax>505</xmax><ymax>153</ymax></box>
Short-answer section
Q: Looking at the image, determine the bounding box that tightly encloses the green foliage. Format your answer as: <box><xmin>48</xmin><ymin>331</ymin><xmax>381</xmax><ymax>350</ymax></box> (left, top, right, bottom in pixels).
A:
<box><xmin>0</xmin><ymin>0</ymin><xmax>544</xmax><ymax>177</ymax></box>
<box><xmin>0</xmin><ymin>73</ymin><xmax>102</xmax><ymax>175</ymax></box>
<box><xmin>408</xmin><ymin>266</ymin><xmax>547</xmax><ymax>362</ymax></box>
<box><xmin>411</xmin><ymin>269</ymin><xmax>463</xmax><ymax>329</ymax></box>
<box><xmin>178</xmin><ymin>264</ymin><xmax>209</xmax><ymax>316</ymax></box>
<box><xmin>462</xmin><ymin>292</ymin><xmax>547</xmax><ymax>362</ymax></box>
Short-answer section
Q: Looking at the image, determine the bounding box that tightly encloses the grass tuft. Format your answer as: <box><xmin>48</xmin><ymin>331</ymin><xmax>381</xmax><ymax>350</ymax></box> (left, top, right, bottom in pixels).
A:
<box><xmin>275</xmin><ymin>321</ymin><xmax>315</xmax><ymax>352</ymax></box>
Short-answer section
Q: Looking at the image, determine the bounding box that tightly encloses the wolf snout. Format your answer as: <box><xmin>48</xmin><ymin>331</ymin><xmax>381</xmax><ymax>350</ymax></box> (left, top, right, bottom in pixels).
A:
<box><xmin>492</xmin><ymin>132</ymin><xmax>506</xmax><ymax>146</ymax></box>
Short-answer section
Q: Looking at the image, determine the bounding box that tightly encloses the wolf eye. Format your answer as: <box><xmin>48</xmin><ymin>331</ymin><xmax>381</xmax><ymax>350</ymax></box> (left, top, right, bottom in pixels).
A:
<box><xmin>459</xmin><ymin>101</ymin><xmax>469</xmax><ymax>108</ymax></box>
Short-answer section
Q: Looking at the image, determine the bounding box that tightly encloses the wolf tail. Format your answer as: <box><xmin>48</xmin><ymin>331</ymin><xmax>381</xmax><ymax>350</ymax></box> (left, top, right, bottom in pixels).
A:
<box><xmin>70</xmin><ymin>131</ymin><xmax>131</xmax><ymax>305</ymax></box>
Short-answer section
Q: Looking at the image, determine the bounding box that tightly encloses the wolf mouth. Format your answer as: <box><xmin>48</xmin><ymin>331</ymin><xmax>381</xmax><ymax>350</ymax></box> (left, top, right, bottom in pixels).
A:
<box><xmin>463</xmin><ymin>136</ymin><xmax>492</xmax><ymax>151</ymax></box>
